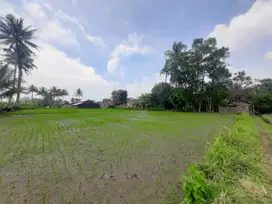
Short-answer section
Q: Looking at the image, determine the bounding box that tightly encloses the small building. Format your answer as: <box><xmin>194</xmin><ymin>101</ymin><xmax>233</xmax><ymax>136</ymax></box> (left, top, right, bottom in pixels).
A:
<box><xmin>100</xmin><ymin>99</ymin><xmax>112</xmax><ymax>108</ymax></box>
<box><xmin>219</xmin><ymin>101</ymin><xmax>254</xmax><ymax>115</ymax></box>
<box><xmin>71</xmin><ymin>100</ymin><xmax>100</xmax><ymax>108</ymax></box>
<box><xmin>127</xmin><ymin>98</ymin><xmax>138</xmax><ymax>108</ymax></box>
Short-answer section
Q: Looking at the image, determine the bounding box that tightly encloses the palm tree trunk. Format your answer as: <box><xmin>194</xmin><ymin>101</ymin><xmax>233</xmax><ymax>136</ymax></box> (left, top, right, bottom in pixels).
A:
<box><xmin>31</xmin><ymin>91</ymin><xmax>33</xmax><ymax>104</ymax></box>
<box><xmin>15</xmin><ymin>68</ymin><xmax>22</xmax><ymax>105</ymax></box>
<box><xmin>8</xmin><ymin>65</ymin><xmax>17</xmax><ymax>105</ymax></box>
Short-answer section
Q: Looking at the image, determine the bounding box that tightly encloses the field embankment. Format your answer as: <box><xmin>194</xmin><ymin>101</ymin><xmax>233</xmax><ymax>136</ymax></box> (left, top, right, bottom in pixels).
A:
<box><xmin>182</xmin><ymin>113</ymin><xmax>272</xmax><ymax>203</ymax></box>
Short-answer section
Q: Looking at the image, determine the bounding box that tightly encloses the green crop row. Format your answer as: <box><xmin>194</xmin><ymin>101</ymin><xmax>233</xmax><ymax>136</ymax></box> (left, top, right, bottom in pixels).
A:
<box><xmin>181</xmin><ymin>113</ymin><xmax>272</xmax><ymax>204</ymax></box>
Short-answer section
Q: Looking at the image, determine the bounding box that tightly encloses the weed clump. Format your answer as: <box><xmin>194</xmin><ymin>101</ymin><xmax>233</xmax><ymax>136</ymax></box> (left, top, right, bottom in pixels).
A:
<box><xmin>182</xmin><ymin>113</ymin><xmax>264</xmax><ymax>203</ymax></box>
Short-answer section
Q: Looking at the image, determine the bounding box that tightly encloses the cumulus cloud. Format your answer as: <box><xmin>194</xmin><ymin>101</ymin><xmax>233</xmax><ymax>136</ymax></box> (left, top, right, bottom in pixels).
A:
<box><xmin>22</xmin><ymin>1</ymin><xmax>79</xmax><ymax>47</ymax></box>
<box><xmin>107</xmin><ymin>33</ymin><xmax>150</xmax><ymax>74</ymax></box>
<box><xmin>209</xmin><ymin>0</ymin><xmax>272</xmax><ymax>51</ymax></box>
<box><xmin>40</xmin><ymin>20</ymin><xmax>78</xmax><ymax>45</ymax></box>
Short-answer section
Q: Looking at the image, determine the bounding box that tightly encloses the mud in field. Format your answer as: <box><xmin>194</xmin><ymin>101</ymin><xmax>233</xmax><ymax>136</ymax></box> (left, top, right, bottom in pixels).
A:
<box><xmin>0</xmin><ymin>140</ymin><xmax>195</xmax><ymax>204</ymax></box>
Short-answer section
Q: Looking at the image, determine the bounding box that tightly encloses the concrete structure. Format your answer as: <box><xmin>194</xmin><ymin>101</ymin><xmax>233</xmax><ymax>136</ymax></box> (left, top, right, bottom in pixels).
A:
<box><xmin>219</xmin><ymin>102</ymin><xmax>253</xmax><ymax>114</ymax></box>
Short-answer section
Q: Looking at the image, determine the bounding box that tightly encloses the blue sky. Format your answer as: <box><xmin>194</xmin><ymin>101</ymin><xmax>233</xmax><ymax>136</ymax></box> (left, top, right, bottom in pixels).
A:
<box><xmin>1</xmin><ymin>0</ymin><xmax>272</xmax><ymax>100</ymax></box>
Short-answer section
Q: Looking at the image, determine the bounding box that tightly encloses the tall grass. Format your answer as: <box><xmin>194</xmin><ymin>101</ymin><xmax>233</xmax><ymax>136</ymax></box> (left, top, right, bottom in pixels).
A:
<box><xmin>181</xmin><ymin>113</ymin><xmax>271</xmax><ymax>203</ymax></box>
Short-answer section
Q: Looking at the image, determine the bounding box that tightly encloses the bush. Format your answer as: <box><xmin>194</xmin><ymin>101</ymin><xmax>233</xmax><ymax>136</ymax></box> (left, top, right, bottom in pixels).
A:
<box><xmin>182</xmin><ymin>164</ymin><xmax>212</xmax><ymax>204</ymax></box>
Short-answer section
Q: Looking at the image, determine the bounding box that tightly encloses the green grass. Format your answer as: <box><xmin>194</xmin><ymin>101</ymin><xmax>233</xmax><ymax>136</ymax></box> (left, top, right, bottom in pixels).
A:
<box><xmin>182</xmin><ymin>113</ymin><xmax>272</xmax><ymax>204</ymax></box>
<box><xmin>0</xmin><ymin>108</ymin><xmax>235</xmax><ymax>203</ymax></box>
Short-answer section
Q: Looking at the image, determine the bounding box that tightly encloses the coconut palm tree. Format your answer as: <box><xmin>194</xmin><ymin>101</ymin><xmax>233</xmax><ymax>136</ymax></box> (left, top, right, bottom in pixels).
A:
<box><xmin>50</xmin><ymin>86</ymin><xmax>58</xmax><ymax>102</ymax></box>
<box><xmin>75</xmin><ymin>88</ymin><xmax>83</xmax><ymax>100</ymax></box>
<box><xmin>0</xmin><ymin>14</ymin><xmax>38</xmax><ymax>104</ymax></box>
<box><xmin>160</xmin><ymin>42</ymin><xmax>187</xmax><ymax>86</ymax></box>
<box><xmin>61</xmin><ymin>89</ymin><xmax>69</xmax><ymax>100</ymax></box>
<box><xmin>27</xmin><ymin>84</ymin><xmax>37</xmax><ymax>103</ymax></box>
<box><xmin>0</xmin><ymin>63</ymin><xmax>14</xmax><ymax>100</ymax></box>
<box><xmin>37</xmin><ymin>87</ymin><xmax>47</xmax><ymax>100</ymax></box>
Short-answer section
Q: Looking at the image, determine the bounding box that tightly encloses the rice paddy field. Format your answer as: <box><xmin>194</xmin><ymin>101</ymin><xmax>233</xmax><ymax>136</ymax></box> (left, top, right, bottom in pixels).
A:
<box><xmin>0</xmin><ymin>109</ymin><xmax>235</xmax><ymax>204</ymax></box>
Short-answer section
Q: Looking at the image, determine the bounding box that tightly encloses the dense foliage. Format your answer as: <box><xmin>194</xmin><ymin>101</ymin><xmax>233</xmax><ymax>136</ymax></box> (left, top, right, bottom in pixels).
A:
<box><xmin>111</xmin><ymin>89</ymin><xmax>128</xmax><ymax>106</ymax></box>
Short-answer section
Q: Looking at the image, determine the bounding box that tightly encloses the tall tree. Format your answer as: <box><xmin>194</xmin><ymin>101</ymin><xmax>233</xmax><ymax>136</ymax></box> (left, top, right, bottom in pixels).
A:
<box><xmin>50</xmin><ymin>86</ymin><xmax>58</xmax><ymax>102</ymax></box>
<box><xmin>0</xmin><ymin>14</ymin><xmax>38</xmax><ymax>104</ymax></box>
<box><xmin>37</xmin><ymin>87</ymin><xmax>47</xmax><ymax>100</ymax></box>
<box><xmin>160</xmin><ymin>37</ymin><xmax>231</xmax><ymax>112</ymax></box>
<box><xmin>161</xmin><ymin>42</ymin><xmax>188</xmax><ymax>86</ymax></box>
<box><xmin>60</xmin><ymin>89</ymin><xmax>69</xmax><ymax>100</ymax></box>
<box><xmin>27</xmin><ymin>84</ymin><xmax>37</xmax><ymax>103</ymax></box>
<box><xmin>75</xmin><ymin>88</ymin><xmax>83</xmax><ymax>100</ymax></box>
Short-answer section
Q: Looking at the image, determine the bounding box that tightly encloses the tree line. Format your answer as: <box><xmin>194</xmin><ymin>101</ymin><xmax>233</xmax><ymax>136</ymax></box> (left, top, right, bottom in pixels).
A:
<box><xmin>136</xmin><ymin>39</ymin><xmax>272</xmax><ymax>114</ymax></box>
<box><xmin>25</xmin><ymin>85</ymin><xmax>83</xmax><ymax>106</ymax></box>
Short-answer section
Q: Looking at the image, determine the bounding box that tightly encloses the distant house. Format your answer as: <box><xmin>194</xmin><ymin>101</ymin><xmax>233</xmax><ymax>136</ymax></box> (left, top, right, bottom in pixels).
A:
<box><xmin>127</xmin><ymin>98</ymin><xmax>138</xmax><ymax>108</ymax></box>
<box><xmin>100</xmin><ymin>99</ymin><xmax>112</xmax><ymax>108</ymax></box>
<box><xmin>219</xmin><ymin>101</ymin><xmax>254</xmax><ymax>115</ymax></box>
<box><xmin>71</xmin><ymin>100</ymin><xmax>100</xmax><ymax>108</ymax></box>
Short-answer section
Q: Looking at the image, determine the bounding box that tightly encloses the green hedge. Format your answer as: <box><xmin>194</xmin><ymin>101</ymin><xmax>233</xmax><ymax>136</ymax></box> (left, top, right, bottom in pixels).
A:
<box><xmin>182</xmin><ymin>113</ymin><xmax>264</xmax><ymax>203</ymax></box>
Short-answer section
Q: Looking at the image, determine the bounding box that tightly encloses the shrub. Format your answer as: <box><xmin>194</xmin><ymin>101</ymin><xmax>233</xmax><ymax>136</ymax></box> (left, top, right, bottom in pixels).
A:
<box><xmin>182</xmin><ymin>164</ymin><xmax>212</xmax><ymax>204</ymax></box>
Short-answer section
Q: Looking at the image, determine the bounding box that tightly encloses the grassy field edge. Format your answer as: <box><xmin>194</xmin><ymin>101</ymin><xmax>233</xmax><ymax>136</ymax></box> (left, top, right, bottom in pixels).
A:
<box><xmin>181</xmin><ymin>113</ymin><xmax>272</xmax><ymax>204</ymax></box>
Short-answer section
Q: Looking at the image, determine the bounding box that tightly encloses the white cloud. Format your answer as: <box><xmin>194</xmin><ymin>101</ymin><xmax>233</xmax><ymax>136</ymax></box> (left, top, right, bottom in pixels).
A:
<box><xmin>209</xmin><ymin>0</ymin><xmax>272</xmax><ymax>51</ymax></box>
<box><xmin>0</xmin><ymin>0</ymin><xmax>16</xmax><ymax>16</ymax></box>
<box><xmin>23</xmin><ymin>1</ymin><xmax>47</xmax><ymax>20</ymax></box>
<box><xmin>24</xmin><ymin>42</ymin><xmax>161</xmax><ymax>100</ymax></box>
<box><xmin>55</xmin><ymin>9</ymin><xmax>78</xmax><ymax>24</ymax></box>
<box><xmin>40</xmin><ymin>20</ymin><xmax>78</xmax><ymax>45</ymax></box>
<box><xmin>107</xmin><ymin>57</ymin><xmax>120</xmax><ymax>73</ymax></box>
<box><xmin>86</xmin><ymin>35</ymin><xmax>106</xmax><ymax>47</ymax></box>
<box><xmin>265</xmin><ymin>51</ymin><xmax>272</xmax><ymax>60</ymax></box>
<box><xmin>25</xmin><ymin>42</ymin><xmax>116</xmax><ymax>100</ymax></box>
<box><xmin>107</xmin><ymin>33</ymin><xmax>150</xmax><ymax>74</ymax></box>
<box><xmin>22</xmin><ymin>1</ymin><xmax>79</xmax><ymax>47</ymax></box>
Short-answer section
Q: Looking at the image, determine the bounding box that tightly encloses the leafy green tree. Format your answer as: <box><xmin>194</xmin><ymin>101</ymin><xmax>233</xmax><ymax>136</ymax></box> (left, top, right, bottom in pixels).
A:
<box><xmin>0</xmin><ymin>14</ymin><xmax>38</xmax><ymax>104</ymax></box>
<box><xmin>137</xmin><ymin>93</ymin><xmax>152</xmax><ymax>109</ymax></box>
<box><xmin>160</xmin><ymin>37</ymin><xmax>231</xmax><ymax>112</ymax></box>
<box><xmin>111</xmin><ymin>89</ymin><xmax>128</xmax><ymax>105</ymax></box>
<box><xmin>151</xmin><ymin>82</ymin><xmax>173</xmax><ymax>108</ymax></box>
